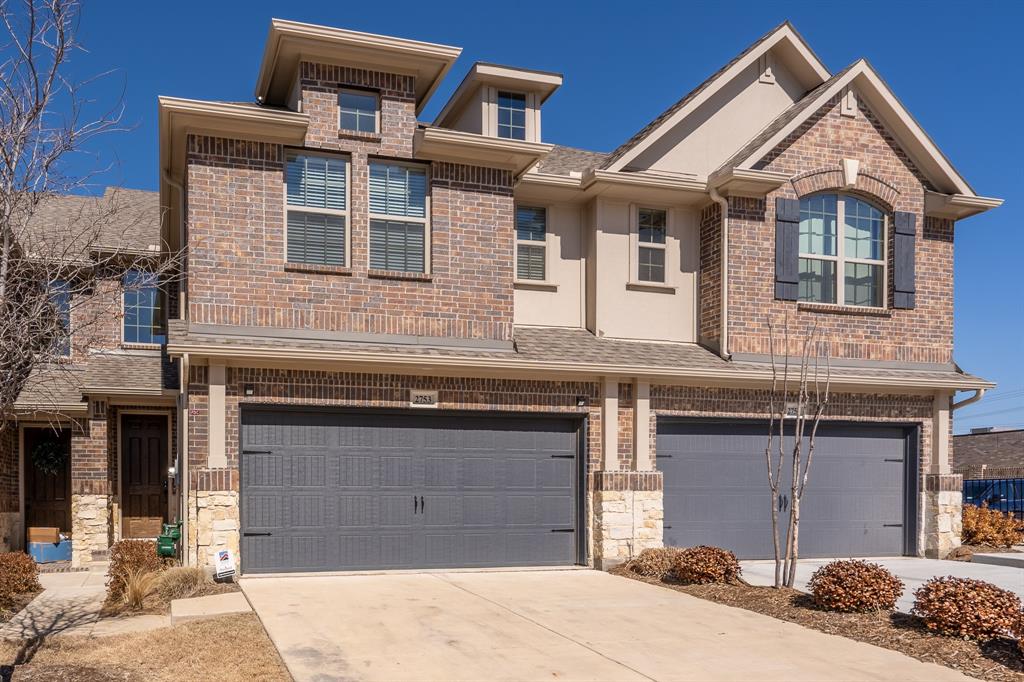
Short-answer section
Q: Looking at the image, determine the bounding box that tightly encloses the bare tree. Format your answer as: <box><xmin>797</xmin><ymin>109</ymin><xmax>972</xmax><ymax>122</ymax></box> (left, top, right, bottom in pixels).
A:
<box><xmin>764</xmin><ymin>313</ymin><xmax>831</xmax><ymax>588</ymax></box>
<box><xmin>0</xmin><ymin>0</ymin><xmax>177</xmax><ymax>428</ymax></box>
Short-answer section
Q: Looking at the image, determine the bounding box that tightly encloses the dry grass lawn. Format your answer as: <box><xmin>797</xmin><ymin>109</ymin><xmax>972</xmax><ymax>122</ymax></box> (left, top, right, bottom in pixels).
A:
<box><xmin>0</xmin><ymin>613</ymin><xmax>290</xmax><ymax>681</ymax></box>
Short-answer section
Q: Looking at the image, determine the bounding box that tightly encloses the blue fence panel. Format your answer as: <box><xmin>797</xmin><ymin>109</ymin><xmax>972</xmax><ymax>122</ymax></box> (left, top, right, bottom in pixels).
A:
<box><xmin>963</xmin><ymin>478</ymin><xmax>1024</xmax><ymax>520</ymax></box>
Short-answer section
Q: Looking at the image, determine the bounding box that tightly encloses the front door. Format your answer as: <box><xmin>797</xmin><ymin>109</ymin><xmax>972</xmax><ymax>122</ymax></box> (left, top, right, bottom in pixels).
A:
<box><xmin>24</xmin><ymin>427</ymin><xmax>72</xmax><ymax>540</ymax></box>
<box><xmin>121</xmin><ymin>414</ymin><xmax>168</xmax><ymax>538</ymax></box>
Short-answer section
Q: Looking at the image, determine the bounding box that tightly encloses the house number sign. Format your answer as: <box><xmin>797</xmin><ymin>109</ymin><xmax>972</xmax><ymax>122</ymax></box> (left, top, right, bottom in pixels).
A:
<box><xmin>410</xmin><ymin>389</ymin><xmax>439</xmax><ymax>408</ymax></box>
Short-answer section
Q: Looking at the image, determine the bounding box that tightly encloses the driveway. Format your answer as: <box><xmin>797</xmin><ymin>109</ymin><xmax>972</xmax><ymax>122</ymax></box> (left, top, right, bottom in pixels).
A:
<box><xmin>241</xmin><ymin>569</ymin><xmax>967</xmax><ymax>682</ymax></box>
<box><xmin>741</xmin><ymin>558</ymin><xmax>1024</xmax><ymax>612</ymax></box>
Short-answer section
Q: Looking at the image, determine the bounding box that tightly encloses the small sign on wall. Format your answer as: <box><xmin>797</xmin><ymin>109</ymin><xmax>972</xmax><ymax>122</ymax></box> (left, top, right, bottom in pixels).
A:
<box><xmin>783</xmin><ymin>402</ymin><xmax>803</xmax><ymax>419</ymax></box>
<box><xmin>410</xmin><ymin>389</ymin><xmax>439</xmax><ymax>408</ymax></box>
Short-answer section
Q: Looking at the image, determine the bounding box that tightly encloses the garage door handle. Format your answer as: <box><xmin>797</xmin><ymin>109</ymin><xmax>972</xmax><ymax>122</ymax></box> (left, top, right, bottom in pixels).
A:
<box><xmin>550</xmin><ymin>528</ymin><xmax>574</xmax><ymax>533</ymax></box>
<box><xmin>242</xmin><ymin>449</ymin><xmax>273</xmax><ymax>454</ymax></box>
<box><xmin>883</xmin><ymin>524</ymin><xmax>903</xmax><ymax>528</ymax></box>
<box><xmin>243</xmin><ymin>532</ymin><xmax>272</xmax><ymax>537</ymax></box>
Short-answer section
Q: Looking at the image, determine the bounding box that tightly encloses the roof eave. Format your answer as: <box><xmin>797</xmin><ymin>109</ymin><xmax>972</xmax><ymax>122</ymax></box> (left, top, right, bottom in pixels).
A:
<box><xmin>924</xmin><ymin>191</ymin><xmax>1004</xmax><ymax>220</ymax></box>
<box><xmin>413</xmin><ymin>127</ymin><xmax>553</xmax><ymax>177</ymax></box>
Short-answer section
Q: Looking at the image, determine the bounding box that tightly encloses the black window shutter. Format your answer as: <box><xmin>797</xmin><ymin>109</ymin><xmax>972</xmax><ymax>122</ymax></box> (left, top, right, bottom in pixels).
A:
<box><xmin>893</xmin><ymin>211</ymin><xmax>916</xmax><ymax>309</ymax></box>
<box><xmin>774</xmin><ymin>197</ymin><xmax>800</xmax><ymax>300</ymax></box>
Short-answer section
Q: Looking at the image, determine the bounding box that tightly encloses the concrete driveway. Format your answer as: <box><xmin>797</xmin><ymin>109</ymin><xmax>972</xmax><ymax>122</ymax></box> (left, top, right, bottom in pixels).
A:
<box><xmin>241</xmin><ymin>569</ymin><xmax>968</xmax><ymax>682</ymax></box>
<box><xmin>741</xmin><ymin>558</ymin><xmax>1024</xmax><ymax>612</ymax></box>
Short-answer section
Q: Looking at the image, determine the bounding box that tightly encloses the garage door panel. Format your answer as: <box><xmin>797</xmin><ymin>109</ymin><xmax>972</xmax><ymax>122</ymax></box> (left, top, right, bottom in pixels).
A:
<box><xmin>241</xmin><ymin>410</ymin><xmax>580</xmax><ymax>573</ymax></box>
<box><xmin>658</xmin><ymin>420</ymin><xmax>910</xmax><ymax>559</ymax></box>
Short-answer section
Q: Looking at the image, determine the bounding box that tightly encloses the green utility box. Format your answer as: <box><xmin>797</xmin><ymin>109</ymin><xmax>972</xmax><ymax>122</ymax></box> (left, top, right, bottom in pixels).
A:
<box><xmin>157</xmin><ymin>521</ymin><xmax>182</xmax><ymax>558</ymax></box>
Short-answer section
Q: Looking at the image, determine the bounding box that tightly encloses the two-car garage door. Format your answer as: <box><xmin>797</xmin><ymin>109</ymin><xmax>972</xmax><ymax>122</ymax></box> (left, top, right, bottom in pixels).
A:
<box><xmin>657</xmin><ymin>420</ymin><xmax>917</xmax><ymax>559</ymax></box>
<box><xmin>240</xmin><ymin>409</ymin><xmax>581</xmax><ymax>574</ymax></box>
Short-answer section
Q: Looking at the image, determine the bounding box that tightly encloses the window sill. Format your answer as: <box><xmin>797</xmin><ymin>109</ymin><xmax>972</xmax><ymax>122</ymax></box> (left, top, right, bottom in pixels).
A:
<box><xmin>338</xmin><ymin>130</ymin><xmax>382</xmax><ymax>143</ymax></box>
<box><xmin>367</xmin><ymin>269</ymin><xmax>433</xmax><ymax>282</ymax></box>
<box><xmin>514</xmin><ymin>280</ymin><xmax>558</xmax><ymax>292</ymax></box>
<box><xmin>285</xmin><ymin>263</ymin><xmax>353</xmax><ymax>277</ymax></box>
<box><xmin>797</xmin><ymin>302</ymin><xmax>892</xmax><ymax>317</ymax></box>
<box><xmin>626</xmin><ymin>281</ymin><xmax>677</xmax><ymax>294</ymax></box>
<box><xmin>121</xmin><ymin>343</ymin><xmax>163</xmax><ymax>351</ymax></box>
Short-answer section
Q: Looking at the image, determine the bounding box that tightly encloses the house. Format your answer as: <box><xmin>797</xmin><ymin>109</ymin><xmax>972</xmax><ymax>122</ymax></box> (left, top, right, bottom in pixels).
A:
<box><xmin>0</xmin><ymin>188</ymin><xmax>178</xmax><ymax>565</ymax></box>
<box><xmin>953</xmin><ymin>428</ymin><xmax>1024</xmax><ymax>479</ymax></box>
<box><xmin>0</xmin><ymin>18</ymin><xmax>1001</xmax><ymax>571</ymax></box>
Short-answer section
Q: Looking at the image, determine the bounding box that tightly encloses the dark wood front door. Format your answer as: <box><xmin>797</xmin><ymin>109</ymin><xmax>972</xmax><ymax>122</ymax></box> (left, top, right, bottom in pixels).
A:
<box><xmin>122</xmin><ymin>414</ymin><xmax>168</xmax><ymax>538</ymax></box>
<box><xmin>24</xmin><ymin>427</ymin><xmax>72</xmax><ymax>538</ymax></box>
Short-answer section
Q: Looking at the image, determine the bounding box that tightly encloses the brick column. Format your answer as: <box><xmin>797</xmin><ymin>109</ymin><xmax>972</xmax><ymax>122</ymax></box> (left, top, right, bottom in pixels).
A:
<box><xmin>923</xmin><ymin>473</ymin><xmax>962</xmax><ymax>559</ymax></box>
<box><xmin>591</xmin><ymin>472</ymin><xmax>664</xmax><ymax>569</ymax></box>
<box><xmin>0</xmin><ymin>427</ymin><xmax>19</xmax><ymax>551</ymax></box>
<box><xmin>70</xmin><ymin>410</ymin><xmax>112</xmax><ymax>566</ymax></box>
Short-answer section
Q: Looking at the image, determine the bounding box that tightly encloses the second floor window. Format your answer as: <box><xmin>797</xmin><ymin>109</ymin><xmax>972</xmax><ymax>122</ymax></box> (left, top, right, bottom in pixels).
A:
<box><xmin>123</xmin><ymin>270</ymin><xmax>166</xmax><ymax>345</ymax></box>
<box><xmin>339</xmin><ymin>90</ymin><xmax>378</xmax><ymax>134</ymax></box>
<box><xmin>50</xmin><ymin>279</ymin><xmax>71</xmax><ymax>356</ymax></box>
<box><xmin>369</xmin><ymin>162</ymin><xmax>428</xmax><ymax>273</ymax></box>
<box><xmin>516</xmin><ymin>206</ymin><xmax>546</xmax><ymax>281</ymax></box>
<box><xmin>497</xmin><ymin>91</ymin><xmax>526</xmax><ymax>140</ymax></box>
<box><xmin>798</xmin><ymin>193</ymin><xmax>885</xmax><ymax>308</ymax></box>
<box><xmin>638</xmin><ymin>208</ymin><xmax>667</xmax><ymax>283</ymax></box>
<box><xmin>286</xmin><ymin>153</ymin><xmax>349</xmax><ymax>266</ymax></box>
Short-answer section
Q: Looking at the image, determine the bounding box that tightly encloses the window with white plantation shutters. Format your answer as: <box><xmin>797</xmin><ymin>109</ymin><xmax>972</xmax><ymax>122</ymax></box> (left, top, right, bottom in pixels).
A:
<box><xmin>368</xmin><ymin>162</ymin><xmax>429</xmax><ymax>273</ymax></box>
<box><xmin>515</xmin><ymin>206</ymin><xmax>546</xmax><ymax>281</ymax></box>
<box><xmin>285</xmin><ymin>153</ymin><xmax>348</xmax><ymax>266</ymax></box>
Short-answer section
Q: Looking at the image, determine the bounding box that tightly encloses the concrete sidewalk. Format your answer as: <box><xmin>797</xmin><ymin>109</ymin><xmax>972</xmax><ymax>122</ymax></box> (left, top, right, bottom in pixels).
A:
<box><xmin>741</xmin><ymin>558</ymin><xmax>1024</xmax><ymax>612</ymax></box>
<box><xmin>243</xmin><ymin>569</ymin><xmax>969</xmax><ymax>682</ymax></box>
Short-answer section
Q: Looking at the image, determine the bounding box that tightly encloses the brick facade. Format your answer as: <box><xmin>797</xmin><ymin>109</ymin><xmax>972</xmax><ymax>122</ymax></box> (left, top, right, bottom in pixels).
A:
<box><xmin>704</xmin><ymin>94</ymin><xmax>956</xmax><ymax>364</ymax></box>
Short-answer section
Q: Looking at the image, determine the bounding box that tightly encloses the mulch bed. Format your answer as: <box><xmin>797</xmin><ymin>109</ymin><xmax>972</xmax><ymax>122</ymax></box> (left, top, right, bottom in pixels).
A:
<box><xmin>612</xmin><ymin>566</ymin><xmax>1024</xmax><ymax>682</ymax></box>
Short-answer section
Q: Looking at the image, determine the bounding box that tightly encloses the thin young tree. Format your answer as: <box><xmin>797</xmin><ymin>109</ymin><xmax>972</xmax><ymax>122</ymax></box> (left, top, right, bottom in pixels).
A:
<box><xmin>764</xmin><ymin>313</ymin><xmax>831</xmax><ymax>588</ymax></box>
<box><xmin>0</xmin><ymin>0</ymin><xmax>178</xmax><ymax>428</ymax></box>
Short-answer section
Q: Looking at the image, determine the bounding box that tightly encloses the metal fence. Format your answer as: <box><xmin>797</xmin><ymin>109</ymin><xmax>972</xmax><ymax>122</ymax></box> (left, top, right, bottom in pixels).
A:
<box><xmin>963</xmin><ymin>478</ymin><xmax>1024</xmax><ymax>520</ymax></box>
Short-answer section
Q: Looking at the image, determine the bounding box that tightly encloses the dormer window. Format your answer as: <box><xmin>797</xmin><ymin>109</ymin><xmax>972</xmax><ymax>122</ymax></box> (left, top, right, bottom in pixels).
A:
<box><xmin>339</xmin><ymin>90</ymin><xmax>378</xmax><ymax>134</ymax></box>
<box><xmin>497</xmin><ymin>91</ymin><xmax>526</xmax><ymax>140</ymax></box>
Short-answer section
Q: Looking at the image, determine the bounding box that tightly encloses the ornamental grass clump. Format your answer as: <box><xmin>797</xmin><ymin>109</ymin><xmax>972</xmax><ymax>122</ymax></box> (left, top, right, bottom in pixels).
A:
<box><xmin>106</xmin><ymin>539</ymin><xmax>170</xmax><ymax>605</ymax></box>
<box><xmin>961</xmin><ymin>503</ymin><xmax>1024</xmax><ymax>547</ymax></box>
<box><xmin>808</xmin><ymin>560</ymin><xmax>903</xmax><ymax>612</ymax></box>
<box><xmin>624</xmin><ymin>548</ymin><xmax>682</xmax><ymax>580</ymax></box>
<box><xmin>672</xmin><ymin>546</ymin><xmax>741</xmax><ymax>585</ymax></box>
<box><xmin>912</xmin><ymin>576</ymin><xmax>1022</xmax><ymax>640</ymax></box>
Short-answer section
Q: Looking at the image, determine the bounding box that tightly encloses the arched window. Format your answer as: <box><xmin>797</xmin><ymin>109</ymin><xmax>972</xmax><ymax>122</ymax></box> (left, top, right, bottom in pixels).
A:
<box><xmin>798</xmin><ymin>194</ymin><xmax>886</xmax><ymax>307</ymax></box>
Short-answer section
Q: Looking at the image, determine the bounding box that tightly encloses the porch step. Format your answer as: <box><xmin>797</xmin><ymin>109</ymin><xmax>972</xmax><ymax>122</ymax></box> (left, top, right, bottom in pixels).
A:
<box><xmin>972</xmin><ymin>552</ymin><xmax>1024</xmax><ymax>569</ymax></box>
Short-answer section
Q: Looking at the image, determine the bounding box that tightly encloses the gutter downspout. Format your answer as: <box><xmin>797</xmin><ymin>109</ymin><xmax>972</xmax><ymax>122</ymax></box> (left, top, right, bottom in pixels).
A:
<box><xmin>952</xmin><ymin>388</ymin><xmax>986</xmax><ymax>411</ymax></box>
<box><xmin>708</xmin><ymin>185</ymin><xmax>729</xmax><ymax>359</ymax></box>
<box><xmin>179</xmin><ymin>352</ymin><xmax>190</xmax><ymax>565</ymax></box>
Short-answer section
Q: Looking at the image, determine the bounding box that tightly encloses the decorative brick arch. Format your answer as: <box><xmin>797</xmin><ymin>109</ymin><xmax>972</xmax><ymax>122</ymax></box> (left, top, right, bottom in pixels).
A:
<box><xmin>790</xmin><ymin>166</ymin><xmax>900</xmax><ymax>211</ymax></box>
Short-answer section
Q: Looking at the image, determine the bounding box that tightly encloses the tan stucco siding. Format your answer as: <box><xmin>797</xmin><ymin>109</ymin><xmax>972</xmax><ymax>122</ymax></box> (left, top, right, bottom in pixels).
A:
<box><xmin>513</xmin><ymin>203</ymin><xmax>585</xmax><ymax>327</ymax></box>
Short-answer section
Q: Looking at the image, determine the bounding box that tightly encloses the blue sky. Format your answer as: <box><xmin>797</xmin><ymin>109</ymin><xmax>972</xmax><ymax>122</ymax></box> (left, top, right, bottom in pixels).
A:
<box><xmin>67</xmin><ymin>1</ymin><xmax>1023</xmax><ymax>432</ymax></box>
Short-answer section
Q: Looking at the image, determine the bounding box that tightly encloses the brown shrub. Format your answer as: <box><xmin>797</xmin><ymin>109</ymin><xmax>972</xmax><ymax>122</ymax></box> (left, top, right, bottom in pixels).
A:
<box><xmin>808</xmin><ymin>560</ymin><xmax>903</xmax><ymax>612</ymax></box>
<box><xmin>155</xmin><ymin>567</ymin><xmax>209</xmax><ymax>602</ymax></box>
<box><xmin>106</xmin><ymin>540</ymin><xmax>169</xmax><ymax>604</ymax></box>
<box><xmin>672</xmin><ymin>546</ymin><xmax>741</xmax><ymax>585</ymax></box>
<box><xmin>0</xmin><ymin>552</ymin><xmax>41</xmax><ymax>606</ymax></box>
<box><xmin>912</xmin><ymin>576</ymin><xmax>1022</xmax><ymax>640</ymax></box>
<box><xmin>962</xmin><ymin>504</ymin><xmax>1024</xmax><ymax>547</ymax></box>
<box><xmin>624</xmin><ymin>548</ymin><xmax>682</xmax><ymax>579</ymax></box>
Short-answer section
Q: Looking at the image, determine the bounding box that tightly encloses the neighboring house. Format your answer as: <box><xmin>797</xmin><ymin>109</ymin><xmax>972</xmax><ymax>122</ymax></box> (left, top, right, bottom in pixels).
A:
<box><xmin>953</xmin><ymin>428</ymin><xmax>1024</xmax><ymax>479</ymax></box>
<box><xmin>1</xmin><ymin>19</ymin><xmax>1001</xmax><ymax>570</ymax></box>
<box><xmin>0</xmin><ymin>188</ymin><xmax>178</xmax><ymax>564</ymax></box>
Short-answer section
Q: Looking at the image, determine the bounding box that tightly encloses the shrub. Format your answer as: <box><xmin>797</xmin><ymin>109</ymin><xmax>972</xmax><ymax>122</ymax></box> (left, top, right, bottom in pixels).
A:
<box><xmin>624</xmin><ymin>548</ymin><xmax>682</xmax><ymax>579</ymax></box>
<box><xmin>106</xmin><ymin>539</ymin><xmax>168</xmax><ymax>603</ymax></box>
<box><xmin>808</xmin><ymin>560</ymin><xmax>903</xmax><ymax>612</ymax></box>
<box><xmin>0</xmin><ymin>552</ymin><xmax>41</xmax><ymax>606</ymax></box>
<box><xmin>672</xmin><ymin>546</ymin><xmax>741</xmax><ymax>585</ymax></box>
<box><xmin>912</xmin><ymin>576</ymin><xmax>1022</xmax><ymax>640</ymax></box>
<box><xmin>962</xmin><ymin>503</ymin><xmax>1024</xmax><ymax>547</ymax></box>
<box><xmin>155</xmin><ymin>566</ymin><xmax>209</xmax><ymax>602</ymax></box>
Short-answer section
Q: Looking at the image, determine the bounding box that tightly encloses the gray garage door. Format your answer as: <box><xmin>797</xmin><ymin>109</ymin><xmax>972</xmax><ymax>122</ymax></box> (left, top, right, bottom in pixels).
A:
<box><xmin>240</xmin><ymin>409</ymin><xmax>581</xmax><ymax>573</ymax></box>
<box><xmin>657</xmin><ymin>420</ymin><xmax>916</xmax><ymax>559</ymax></box>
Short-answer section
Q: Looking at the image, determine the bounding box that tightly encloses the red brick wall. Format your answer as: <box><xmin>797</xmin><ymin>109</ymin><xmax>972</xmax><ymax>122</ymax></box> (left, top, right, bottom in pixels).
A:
<box><xmin>0</xmin><ymin>426</ymin><xmax>16</xmax><ymax>514</ymax></box>
<box><xmin>185</xmin><ymin>60</ymin><xmax>516</xmax><ymax>342</ymax></box>
<box><xmin>711</xmin><ymin>94</ymin><xmax>954</xmax><ymax>364</ymax></box>
<box><xmin>71</xmin><ymin>414</ymin><xmax>111</xmax><ymax>495</ymax></box>
<box><xmin>699</xmin><ymin>202</ymin><xmax>722</xmax><ymax>349</ymax></box>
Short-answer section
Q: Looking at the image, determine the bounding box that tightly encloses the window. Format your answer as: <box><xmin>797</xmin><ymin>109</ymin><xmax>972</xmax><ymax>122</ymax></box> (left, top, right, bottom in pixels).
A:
<box><xmin>497</xmin><ymin>91</ymin><xmax>526</xmax><ymax>140</ymax></box>
<box><xmin>798</xmin><ymin>194</ymin><xmax>885</xmax><ymax>307</ymax></box>
<box><xmin>515</xmin><ymin>206</ymin><xmax>546</xmax><ymax>281</ymax></box>
<box><xmin>50</xmin><ymin>279</ymin><xmax>70</xmax><ymax>356</ymax></box>
<box><xmin>285</xmin><ymin>153</ymin><xmax>348</xmax><ymax>266</ymax></box>
<box><xmin>339</xmin><ymin>90</ymin><xmax>378</xmax><ymax>134</ymax></box>
<box><xmin>123</xmin><ymin>270</ymin><xmax>166</xmax><ymax>345</ymax></box>
<box><xmin>368</xmin><ymin>162</ymin><xmax>428</xmax><ymax>273</ymax></box>
<box><xmin>637</xmin><ymin>208</ymin><xmax>667</xmax><ymax>283</ymax></box>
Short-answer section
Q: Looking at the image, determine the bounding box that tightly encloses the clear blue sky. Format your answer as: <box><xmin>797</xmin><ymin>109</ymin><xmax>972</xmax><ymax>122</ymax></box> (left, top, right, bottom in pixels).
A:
<box><xmin>68</xmin><ymin>1</ymin><xmax>1023</xmax><ymax>433</ymax></box>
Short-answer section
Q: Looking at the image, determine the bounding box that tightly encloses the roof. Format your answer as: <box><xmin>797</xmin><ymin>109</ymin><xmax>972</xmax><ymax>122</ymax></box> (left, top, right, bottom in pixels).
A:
<box><xmin>433</xmin><ymin>62</ymin><xmax>563</xmax><ymax>129</ymax></box>
<box><xmin>22</xmin><ymin>188</ymin><xmax>162</xmax><ymax>256</ymax></box>
<box><xmin>166</xmin><ymin>321</ymin><xmax>991</xmax><ymax>391</ymax></box>
<box><xmin>600</xmin><ymin>21</ymin><xmax>830</xmax><ymax>171</ymax></box>
<box><xmin>536</xmin><ymin>146</ymin><xmax>608</xmax><ymax>176</ymax></box>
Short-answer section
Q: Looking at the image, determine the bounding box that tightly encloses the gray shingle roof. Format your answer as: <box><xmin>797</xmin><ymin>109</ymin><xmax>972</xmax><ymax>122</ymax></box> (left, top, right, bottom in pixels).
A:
<box><xmin>536</xmin><ymin>146</ymin><xmax>608</xmax><ymax>176</ymax></box>
<box><xmin>23</xmin><ymin>187</ymin><xmax>162</xmax><ymax>256</ymax></box>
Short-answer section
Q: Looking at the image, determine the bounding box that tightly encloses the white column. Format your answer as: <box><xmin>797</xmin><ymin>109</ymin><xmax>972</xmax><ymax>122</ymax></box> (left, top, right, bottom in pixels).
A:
<box><xmin>602</xmin><ymin>377</ymin><xmax>619</xmax><ymax>470</ymax></box>
<box><xmin>208</xmin><ymin>364</ymin><xmax>227</xmax><ymax>469</ymax></box>
<box><xmin>634</xmin><ymin>380</ymin><xmax>651</xmax><ymax>471</ymax></box>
